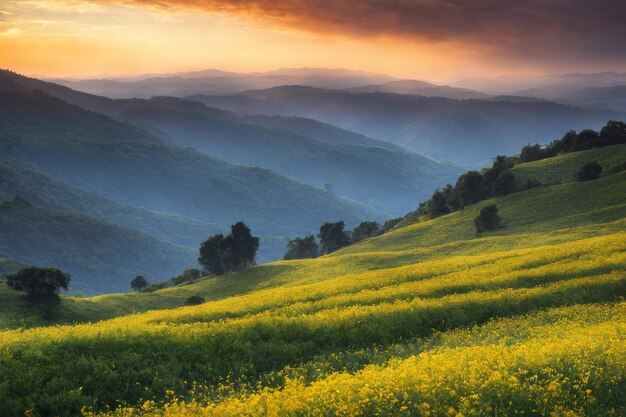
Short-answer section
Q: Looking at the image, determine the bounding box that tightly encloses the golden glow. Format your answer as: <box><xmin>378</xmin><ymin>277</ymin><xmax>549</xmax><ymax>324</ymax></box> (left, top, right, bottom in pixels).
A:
<box><xmin>0</xmin><ymin>0</ymin><xmax>623</xmax><ymax>81</ymax></box>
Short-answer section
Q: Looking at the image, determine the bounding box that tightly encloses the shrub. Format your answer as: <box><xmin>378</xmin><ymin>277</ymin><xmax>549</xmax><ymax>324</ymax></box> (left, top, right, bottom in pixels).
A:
<box><xmin>575</xmin><ymin>161</ymin><xmax>603</xmax><ymax>182</ymax></box>
<box><xmin>185</xmin><ymin>295</ymin><xmax>206</xmax><ymax>305</ymax></box>
<box><xmin>474</xmin><ymin>205</ymin><xmax>503</xmax><ymax>233</ymax></box>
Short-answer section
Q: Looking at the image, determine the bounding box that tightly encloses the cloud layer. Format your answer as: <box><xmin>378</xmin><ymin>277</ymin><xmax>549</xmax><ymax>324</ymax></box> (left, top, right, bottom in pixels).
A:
<box><xmin>112</xmin><ymin>0</ymin><xmax>626</xmax><ymax>60</ymax></box>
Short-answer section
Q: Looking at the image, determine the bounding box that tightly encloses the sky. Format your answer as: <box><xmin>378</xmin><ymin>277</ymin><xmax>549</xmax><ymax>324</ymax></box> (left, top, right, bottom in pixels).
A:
<box><xmin>1</xmin><ymin>0</ymin><xmax>626</xmax><ymax>82</ymax></box>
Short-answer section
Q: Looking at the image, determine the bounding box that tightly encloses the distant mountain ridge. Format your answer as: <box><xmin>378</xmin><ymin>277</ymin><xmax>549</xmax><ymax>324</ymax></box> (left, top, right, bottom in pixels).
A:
<box><xmin>49</xmin><ymin>67</ymin><xmax>397</xmax><ymax>98</ymax></box>
<box><xmin>1</xmin><ymin>70</ymin><xmax>461</xmax><ymax>215</ymax></box>
<box><xmin>207</xmin><ymin>85</ymin><xmax>624</xmax><ymax>163</ymax></box>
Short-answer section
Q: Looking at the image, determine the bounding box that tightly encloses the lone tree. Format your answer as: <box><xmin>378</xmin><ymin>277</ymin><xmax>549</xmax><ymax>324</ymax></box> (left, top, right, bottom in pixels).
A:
<box><xmin>6</xmin><ymin>267</ymin><xmax>70</xmax><ymax>301</ymax></box>
<box><xmin>284</xmin><ymin>235</ymin><xmax>319</xmax><ymax>260</ymax></box>
<box><xmin>474</xmin><ymin>205</ymin><xmax>503</xmax><ymax>233</ymax></box>
<box><xmin>351</xmin><ymin>221</ymin><xmax>381</xmax><ymax>243</ymax></box>
<box><xmin>199</xmin><ymin>222</ymin><xmax>259</xmax><ymax>275</ymax></box>
<box><xmin>575</xmin><ymin>161</ymin><xmax>603</xmax><ymax>182</ymax></box>
<box><xmin>130</xmin><ymin>275</ymin><xmax>148</xmax><ymax>292</ymax></box>
<box><xmin>319</xmin><ymin>221</ymin><xmax>350</xmax><ymax>255</ymax></box>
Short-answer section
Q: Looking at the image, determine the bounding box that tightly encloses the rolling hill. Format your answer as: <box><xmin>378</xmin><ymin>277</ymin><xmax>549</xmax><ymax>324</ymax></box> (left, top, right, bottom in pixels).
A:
<box><xmin>116</xmin><ymin>102</ymin><xmax>461</xmax><ymax>214</ymax></box>
<box><xmin>203</xmin><ymin>85</ymin><xmax>624</xmax><ymax>163</ymax></box>
<box><xmin>346</xmin><ymin>79</ymin><xmax>490</xmax><ymax>99</ymax></box>
<box><xmin>0</xmin><ymin>196</ymin><xmax>196</xmax><ymax>294</ymax></box>
<box><xmin>0</xmin><ymin>158</ymin><xmax>222</xmax><ymax>248</ymax></box>
<box><xmin>50</xmin><ymin>68</ymin><xmax>397</xmax><ymax>98</ymax></box>
<box><xmin>0</xmin><ymin>143</ymin><xmax>624</xmax><ymax>416</ymax></box>
<box><xmin>0</xmin><ymin>89</ymin><xmax>383</xmax><ymax>234</ymax></box>
<box><xmin>0</xmin><ymin>70</ymin><xmax>461</xmax><ymax>215</ymax></box>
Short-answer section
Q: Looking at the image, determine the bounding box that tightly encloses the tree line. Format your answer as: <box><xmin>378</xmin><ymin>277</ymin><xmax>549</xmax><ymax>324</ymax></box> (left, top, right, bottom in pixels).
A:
<box><xmin>419</xmin><ymin>120</ymin><xmax>626</xmax><ymax>218</ymax></box>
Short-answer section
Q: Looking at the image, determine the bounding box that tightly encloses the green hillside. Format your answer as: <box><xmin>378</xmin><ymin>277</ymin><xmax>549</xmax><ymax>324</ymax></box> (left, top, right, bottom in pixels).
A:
<box><xmin>120</xmin><ymin>104</ymin><xmax>461</xmax><ymax>214</ymax></box>
<box><xmin>508</xmin><ymin>143</ymin><xmax>626</xmax><ymax>186</ymax></box>
<box><xmin>0</xmin><ymin>162</ymin><xmax>623</xmax><ymax>416</ymax></box>
<box><xmin>0</xmin><ymin>147</ymin><xmax>624</xmax><ymax>417</ymax></box>
<box><xmin>0</xmin><ymin>70</ymin><xmax>462</xmax><ymax>215</ymax></box>
<box><xmin>0</xmin><ymin>159</ymin><xmax>222</xmax><ymax>248</ymax></box>
<box><xmin>0</xmin><ymin>197</ymin><xmax>197</xmax><ymax>294</ymax></box>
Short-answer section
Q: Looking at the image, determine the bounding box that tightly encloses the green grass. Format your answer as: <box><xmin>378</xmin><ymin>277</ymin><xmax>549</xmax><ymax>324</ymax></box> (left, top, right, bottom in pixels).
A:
<box><xmin>0</xmin><ymin>151</ymin><xmax>624</xmax><ymax>416</ymax></box>
<box><xmin>1</xmin><ymin>169</ymin><xmax>624</xmax><ymax>330</ymax></box>
<box><xmin>508</xmin><ymin>143</ymin><xmax>626</xmax><ymax>186</ymax></box>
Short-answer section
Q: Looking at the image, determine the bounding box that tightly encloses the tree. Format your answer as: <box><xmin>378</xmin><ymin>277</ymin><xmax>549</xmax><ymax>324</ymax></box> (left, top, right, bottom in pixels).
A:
<box><xmin>198</xmin><ymin>222</ymin><xmax>260</xmax><ymax>275</ymax></box>
<box><xmin>172</xmin><ymin>268</ymin><xmax>203</xmax><ymax>285</ymax></box>
<box><xmin>575</xmin><ymin>161</ymin><xmax>603</xmax><ymax>182</ymax></box>
<box><xmin>284</xmin><ymin>235</ymin><xmax>319</xmax><ymax>260</ymax></box>
<box><xmin>425</xmin><ymin>190</ymin><xmax>449</xmax><ymax>217</ymax></box>
<box><xmin>130</xmin><ymin>275</ymin><xmax>148</xmax><ymax>292</ymax></box>
<box><xmin>198</xmin><ymin>233</ymin><xmax>227</xmax><ymax>275</ymax></box>
<box><xmin>6</xmin><ymin>267</ymin><xmax>70</xmax><ymax>301</ymax></box>
<box><xmin>455</xmin><ymin>171</ymin><xmax>484</xmax><ymax>208</ymax></box>
<box><xmin>482</xmin><ymin>156</ymin><xmax>514</xmax><ymax>189</ymax></box>
<box><xmin>520</xmin><ymin>144</ymin><xmax>545</xmax><ymax>163</ymax></box>
<box><xmin>493</xmin><ymin>172</ymin><xmax>516</xmax><ymax>196</ymax></box>
<box><xmin>351</xmin><ymin>221</ymin><xmax>381</xmax><ymax>243</ymax></box>
<box><xmin>318</xmin><ymin>221</ymin><xmax>350</xmax><ymax>255</ymax></box>
<box><xmin>474</xmin><ymin>205</ymin><xmax>503</xmax><ymax>233</ymax></box>
<box><xmin>225</xmin><ymin>222</ymin><xmax>260</xmax><ymax>271</ymax></box>
<box><xmin>599</xmin><ymin>120</ymin><xmax>626</xmax><ymax>146</ymax></box>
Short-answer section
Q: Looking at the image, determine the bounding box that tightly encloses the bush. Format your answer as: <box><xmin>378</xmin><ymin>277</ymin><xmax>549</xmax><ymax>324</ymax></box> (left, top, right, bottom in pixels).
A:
<box><xmin>474</xmin><ymin>205</ymin><xmax>503</xmax><ymax>233</ymax></box>
<box><xmin>185</xmin><ymin>295</ymin><xmax>206</xmax><ymax>305</ymax></box>
<box><xmin>575</xmin><ymin>161</ymin><xmax>603</xmax><ymax>182</ymax></box>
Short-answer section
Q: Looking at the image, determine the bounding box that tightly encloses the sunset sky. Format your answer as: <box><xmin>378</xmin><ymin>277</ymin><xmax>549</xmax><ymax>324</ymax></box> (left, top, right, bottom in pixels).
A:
<box><xmin>1</xmin><ymin>0</ymin><xmax>626</xmax><ymax>82</ymax></box>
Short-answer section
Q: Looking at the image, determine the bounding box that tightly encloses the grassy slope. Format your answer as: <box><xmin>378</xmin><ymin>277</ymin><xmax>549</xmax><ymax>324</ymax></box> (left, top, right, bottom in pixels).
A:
<box><xmin>0</xmin><ymin>166</ymin><xmax>623</xmax><ymax>325</ymax></box>
<box><xmin>508</xmin><ymin>143</ymin><xmax>626</xmax><ymax>186</ymax></box>
<box><xmin>0</xmin><ymin>153</ymin><xmax>624</xmax><ymax>416</ymax></box>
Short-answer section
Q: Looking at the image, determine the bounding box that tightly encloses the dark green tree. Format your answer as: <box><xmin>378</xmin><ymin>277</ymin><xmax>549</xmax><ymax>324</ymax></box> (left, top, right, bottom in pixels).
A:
<box><xmin>198</xmin><ymin>222</ymin><xmax>259</xmax><ymax>275</ymax></box>
<box><xmin>172</xmin><ymin>268</ymin><xmax>203</xmax><ymax>285</ymax></box>
<box><xmin>520</xmin><ymin>144</ymin><xmax>545</xmax><ymax>163</ymax></box>
<box><xmin>224</xmin><ymin>222</ymin><xmax>260</xmax><ymax>271</ymax></box>
<box><xmin>6</xmin><ymin>267</ymin><xmax>70</xmax><ymax>301</ymax></box>
<box><xmin>319</xmin><ymin>221</ymin><xmax>350</xmax><ymax>255</ymax></box>
<box><xmin>198</xmin><ymin>233</ymin><xmax>228</xmax><ymax>275</ymax></box>
<box><xmin>575</xmin><ymin>161</ymin><xmax>603</xmax><ymax>182</ymax></box>
<box><xmin>493</xmin><ymin>172</ymin><xmax>516</xmax><ymax>196</ymax></box>
<box><xmin>130</xmin><ymin>275</ymin><xmax>148</xmax><ymax>292</ymax></box>
<box><xmin>455</xmin><ymin>171</ymin><xmax>484</xmax><ymax>208</ymax></box>
<box><xmin>474</xmin><ymin>205</ymin><xmax>503</xmax><ymax>233</ymax></box>
<box><xmin>425</xmin><ymin>190</ymin><xmax>449</xmax><ymax>217</ymax></box>
<box><xmin>284</xmin><ymin>235</ymin><xmax>319</xmax><ymax>260</ymax></box>
<box><xmin>599</xmin><ymin>120</ymin><xmax>626</xmax><ymax>146</ymax></box>
<box><xmin>351</xmin><ymin>221</ymin><xmax>381</xmax><ymax>243</ymax></box>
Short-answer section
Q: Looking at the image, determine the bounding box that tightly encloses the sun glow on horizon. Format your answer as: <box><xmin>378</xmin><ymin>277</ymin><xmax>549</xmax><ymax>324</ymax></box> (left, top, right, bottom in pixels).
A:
<box><xmin>1</xmin><ymin>0</ymin><xmax>625</xmax><ymax>81</ymax></box>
